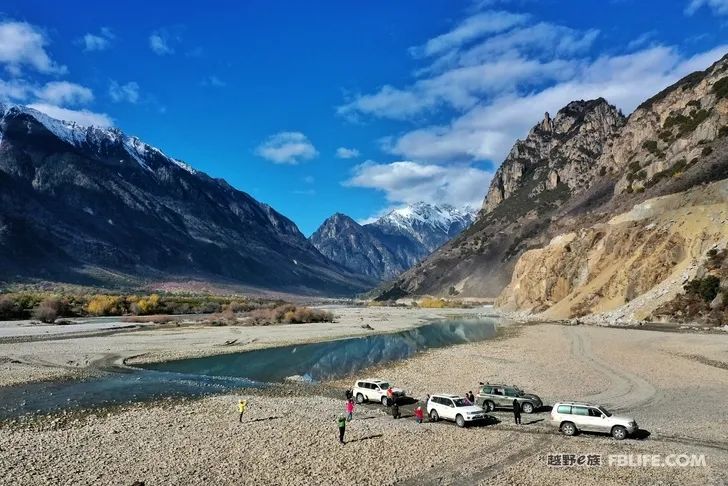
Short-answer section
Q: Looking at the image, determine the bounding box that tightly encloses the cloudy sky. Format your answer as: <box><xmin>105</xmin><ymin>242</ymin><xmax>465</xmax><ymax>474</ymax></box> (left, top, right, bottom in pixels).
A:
<box><xmin>1</xmin><ymin>0</ymin><xmax>727</xmax><ymax>233</ymax></box>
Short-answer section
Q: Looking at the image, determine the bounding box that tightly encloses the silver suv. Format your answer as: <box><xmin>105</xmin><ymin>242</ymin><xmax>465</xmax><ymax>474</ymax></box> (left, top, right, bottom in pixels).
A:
<box><xmin>550</xmin><ymin>402</ymin><xmax>638</xmax><ymax>440</ymax></box>
<box><xmin>475</xmin><ymin>384</ymin><xmax>542</xmax><ymax>414</ymax></box>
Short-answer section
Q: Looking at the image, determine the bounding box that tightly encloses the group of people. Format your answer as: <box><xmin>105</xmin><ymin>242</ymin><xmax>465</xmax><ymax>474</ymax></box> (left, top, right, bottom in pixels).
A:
<box><xmin>237</xmin><ymin>389</ymin><xmax>524</xmax><ymax>447</ymax></box>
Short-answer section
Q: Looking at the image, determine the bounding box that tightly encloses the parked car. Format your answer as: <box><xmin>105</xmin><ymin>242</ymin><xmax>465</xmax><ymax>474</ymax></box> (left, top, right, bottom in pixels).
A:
<box><xmin>550</xmin><ymin>402</ymin><xmax>638</xmax><ymax>440</ymax></box>
<box><xmin>352</xmin><ymin>378</ymin><xmax>405</xmax><ymax>405</ymax></box>
<box><xmin>427</xmin><ymin>393</ymin><xmax>488</xmax><ymax>427</ymax></box>
<box><xmin>475</xmin><ymin>383</ymin><xmax>542</xmax><ymax>413</ymax></box>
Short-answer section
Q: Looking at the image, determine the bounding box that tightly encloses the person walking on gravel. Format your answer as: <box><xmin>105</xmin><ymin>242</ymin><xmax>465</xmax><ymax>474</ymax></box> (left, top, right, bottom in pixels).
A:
<box><xmin>337</xmin><ymin>414</ymin><xmax>347</xmax><ymax>444</ymax></box>
<box><xmin>512</xmin><ymin>399</ymin><xmax>521</xmax><ymax>425</ymax></box>
<box><xmin>414</xmin><ymin>406</ymin><xmax>424</xmax><ymax>424</ymax></box>
<box><xmin>238</xmin><ymin>399</ymin><xmax>248</xmax><ymax>423</ymax></box>
<box><xmin>345</xmin><ymin>398</ymin><xmax>355</xmax><ymax>421</ymax></box>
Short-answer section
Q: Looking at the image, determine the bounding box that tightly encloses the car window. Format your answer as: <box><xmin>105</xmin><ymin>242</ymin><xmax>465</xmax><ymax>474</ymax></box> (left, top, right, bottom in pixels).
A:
<box><xmin>453</xmin><ymin>398</ymin><xmax>470</xmax><ymax>407</ymax></box>
<box><xmin>356</xmin><ymin>382</ymin><xmax>363</xmax><ymax>388</ymax></box>
<box><xmin>557</xmin><ymin>405</ymin><xmax>571</xmax><ymax>414</ymax></box>
<box><xmin>588</xmin><ymin>408</ymin><xmax>602</xmax><ymax>417</ymax></box>
<box><xmin>482</xmin><ymin>386</ymin><xmax>493</xmax><ymax>394</ymax></box>
<box><xmin>379</xmin><ymin>383</ymin><xmax>390</xmax><ymax>389</ymax></box>
<box><xmin>493</xmin><ymin>388</ymin><xmax>504</xmax><ymax>395</ymax></box>
<box><xmin>505</xmin><ymin>388</ymin><xmax>518</xmax><ymax>397</ymax></box>
<box><xmin>446</xmin><ymin>399</ymin><xmax>455</xmax><ymax>407</ymax></box>
<box><xmin>572</xmin><ymin>406</ymin><xmax>588</xmax><ymax>416</ymax></box>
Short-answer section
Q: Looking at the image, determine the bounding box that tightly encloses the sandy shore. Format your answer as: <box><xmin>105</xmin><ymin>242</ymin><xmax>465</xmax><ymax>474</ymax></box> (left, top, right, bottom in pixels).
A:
<box><xmin>0</xmin><ymin>306</ymin><xmax>488</xmax><ymax>387</ymax></box>
<box><xmin>1</xmin><ymin>311</ymin><xmax>728</xmax><ymax>485</ymax></box>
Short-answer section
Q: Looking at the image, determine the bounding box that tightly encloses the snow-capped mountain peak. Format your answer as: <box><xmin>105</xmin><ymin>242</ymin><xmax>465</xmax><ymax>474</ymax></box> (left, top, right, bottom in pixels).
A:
<box><xmin>374</xmin><ymin>202</ymin><xmax>476</xmax><ymax>235</ymax></box>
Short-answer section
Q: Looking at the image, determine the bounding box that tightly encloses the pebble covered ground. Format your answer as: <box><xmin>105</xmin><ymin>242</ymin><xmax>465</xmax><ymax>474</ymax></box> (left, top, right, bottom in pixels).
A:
<box><xmin>2</xmin><ymin>323</ymin><xmax>727</xmax><ymax>485</ymax></box>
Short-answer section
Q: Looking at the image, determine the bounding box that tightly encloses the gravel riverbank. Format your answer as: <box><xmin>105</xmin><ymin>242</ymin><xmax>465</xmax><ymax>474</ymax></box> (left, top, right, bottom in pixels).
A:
<box><xmin>2</xmin><ymin>319</ymin><xmax>727</xmax><ymax>485</ymax></box>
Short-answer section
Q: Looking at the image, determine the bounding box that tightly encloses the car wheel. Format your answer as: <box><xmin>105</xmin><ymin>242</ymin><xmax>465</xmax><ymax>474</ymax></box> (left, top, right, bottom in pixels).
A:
<box><xmin>561</xmin><ymin>422</ymin><xmax>577</xmax><ymax>436</ymax></box>
<box><xmin>456</xmin><ymin>415</ymin><xmax>465</xmax><ymax>428</ymax></box>
<box><xmin>430</xmin><ymin>410</ymin><xmax>439</xmax><ymax>422</ymax></box>
<box><xmin>484</xmin><ymin>400</ymin><xmax>495</xmax><ymax>412</ymax></box>
<box><xmin>356</xmin><ymin>393</ymin><xmax>365</xmax><ymax>404</ymax></box>
<box><xmin>521</xmin><ymin>402</ymin><xmax>534</xmax><ymax>414</ymax></box>
<box><xmin>381</xmin><ymin>396</ymin><xmax>389</xmax><ymax>406</ymax></box>
<box><xmin>612</xmin><ymin>426</ymin><xmax>627</xmax><ymax>440</ymax></box>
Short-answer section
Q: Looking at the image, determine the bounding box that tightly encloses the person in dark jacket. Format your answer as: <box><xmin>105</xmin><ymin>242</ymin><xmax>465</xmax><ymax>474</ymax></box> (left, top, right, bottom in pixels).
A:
<box><xmin>391</xmin><ymin>402</ymin><xmax>401</xmax><ymax>419</ymax></box>
<box><xmin>513</xmin><ymin>399</ymin><xmax>521</xmax><ymax>425</ymax></box>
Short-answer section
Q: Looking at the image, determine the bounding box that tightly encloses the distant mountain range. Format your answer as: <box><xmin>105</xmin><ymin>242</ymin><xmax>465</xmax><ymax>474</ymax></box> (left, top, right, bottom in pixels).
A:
<box><xmin>310</xmin><ymin>203</ymin><xmax>475</xmax><ymax>281</ymax></box>
<box><xmin>0</xmin><ymin>103</ymin><xmax>372</xmax><ymax>295</ymax></box>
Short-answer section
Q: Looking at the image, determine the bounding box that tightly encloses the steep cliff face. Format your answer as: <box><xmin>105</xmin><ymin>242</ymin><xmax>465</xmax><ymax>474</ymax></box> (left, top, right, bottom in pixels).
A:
<box><xmin>495</xmin><ymin>53</ymin><xmax>728</xmax><ymax>322</ymax></box>
<box><xmin>375</xmin><ymin>99</ymin><xmax>626</xmax><ymax>300</ymax></box>
<box><xmin>497</xmin><ymin>178</ymin><xmax>728</xmax><ymax>321</ymax></box>
<box><xmin>483</xmin><ymin>99</ymin><xmax>625</xmax><ymax>212</ymax></box>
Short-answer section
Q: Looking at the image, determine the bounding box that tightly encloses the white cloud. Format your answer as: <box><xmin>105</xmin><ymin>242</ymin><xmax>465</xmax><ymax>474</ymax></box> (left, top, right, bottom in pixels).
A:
<box><xmin>0</xmin><ymin>20</ymin><xmax>66</xmax><ymax>74</ymax></box>
<box><xmin>109</xmin><ymin>81</ymin><xmax>140</xmax><ymax>103</ymax></box>
<box><xmin>149</xmin><ymin>33</ymin><xmax>173</xmax><ymax>55</ymax></box>
<box><xmin>338</xmin><ymin>3</ymin><xmax>728</xmax><ymax>166</ymax></box>
<box><xmin>409</xmin><ymin>11</ymin><xmax>529</xmax><ymax>58</ymax></box>
<box><xmin>0</xmin><ymin>77</ymin><xmax>33</xmax><ymax>101</ymax></box>
<box><xmin>345</xmin><ymin>160</ymin><xmax>492</xmax><ymax>209</ymax></box>
<box><xmin>386</xmin><ymin>45</ymin><xmax>728</xmax><ymax>163</ymax></box>
<box><xmin>255</xmin><ymin>132</ymin><xmax>318</xmax><ymax>164</ymax></box>
<box><xmin>36</xmin><ymin>81</ymin><xmax>93</xmax><ymax>106</ymax></box>
<box><xmin>80</xmin><ymin>28</ymin><xmax>114</xmax><ymax>52</ymax></box>
<box><xmin>201</xmin><ymin>75</ymin><xmax>226</xmax><ymax>87</ymax></box>
<box><xmin>335</xmin><ymin>147</ymin><xmax>360</xmax><ymax>159</ymax></box>
<box><xmin>27</xmin><ymin>103</ymin><xmax>113</xmax><ymax>127</ymax></box>
<box><xmin>685</xmin><ymin>0</ymin><xmax>728</xmax><ymax>15</ymax></box>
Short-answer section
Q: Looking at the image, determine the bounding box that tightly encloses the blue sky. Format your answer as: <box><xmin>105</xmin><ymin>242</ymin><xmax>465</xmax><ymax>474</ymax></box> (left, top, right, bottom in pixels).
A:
<box><xmin>1</xmin><ymin>0</ymin><xmax>727</xmax><ymax>234</ymax></box>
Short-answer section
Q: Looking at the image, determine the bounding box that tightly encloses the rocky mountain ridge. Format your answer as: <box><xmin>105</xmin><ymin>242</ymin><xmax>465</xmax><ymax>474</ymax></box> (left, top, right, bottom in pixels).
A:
<box><xmin>310</xmin><ymin>203</ymin><xmax>475</xmax><ymax>281</ymax></box>
<box><xmin>0</xmin><ymin>103</ymin><xmax>372</xmax><ymax>295</ymax></box>
<box><xmin>375</xmin><ymin>52</ymin><xmax>728</xmax><ymax>324</ymax></box>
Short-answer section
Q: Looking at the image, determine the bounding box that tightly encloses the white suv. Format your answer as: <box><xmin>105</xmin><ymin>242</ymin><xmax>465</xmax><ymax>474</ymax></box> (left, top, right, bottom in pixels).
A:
<box><xmin>427</xmin><ymin>394</ymin><xmax>487</xmax><ymax>427</ymax></box>
<box><xmin>352</xmin><ymin>379</ymin><xmax>405</xmax><ymax>405</ymax></box>
<box><xmin>550</xmin><ymin>402</ymin><xmax>638</xmax><ymax>440</ymax></box>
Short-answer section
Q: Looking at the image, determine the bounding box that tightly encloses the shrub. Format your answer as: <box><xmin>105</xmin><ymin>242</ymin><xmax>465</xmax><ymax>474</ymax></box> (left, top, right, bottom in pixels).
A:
<box><xmin>134</xmin><ymin>294</ymin><xmax>160</xmax><ymax>315</ymax></box>
<box><xmin>642</xmin><ymin>140</ymin><xmax>658</xmax><ymax>154</ymax></box>
<box><xmin>684</xmin><ymin>276</ymin><xmax>721</xmax><ymax>303</ymax></box>
<box><xmin>33</xmin><ymin>298</ymin><xmax>61</xmax><ymax>323</ymax></box>
<box><xmin>0</xmin><ymin>295</ymin><xmax>18</xmax><ymax>319</ymax></box>
<box><xmin>702</xmin><ymin>146</ymin><xmax>713</xmax><ymax>157</ymax></box>
<box><xmin>246</xmin><ymin>305</ymin><xmax>334</xmax><ymax>325</ymax></box>
<box><xmin>713</xmin><ymin>76</ymin><xmax>728</xmax><ymax>99</ymax></box>
<box><xmin>419</xmin><ymin>297</ymin><xmax>447</xmax><ymax>308</ymax></box>
<box><xmin>85</xmin><ymin>295</ymin><xmax>124</xmax><ymax>316</ymax></box>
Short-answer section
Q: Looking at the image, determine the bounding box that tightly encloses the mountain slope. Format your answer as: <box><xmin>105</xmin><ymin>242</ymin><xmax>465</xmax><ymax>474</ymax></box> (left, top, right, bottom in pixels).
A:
<box><xmin>377</xmin><ymin>52</ymin><xmax>728</xmax><ymax>324</ymax></box>
<box><xmin>375</xmin><ymin>98</ymin><xmax>626</xmax><ymax>299</ymax></box>
<box><xmin>310</xmin><ymin>203</ymin><xmax>475</xmax><ymax>281</ymax></box>
<box><xmin>497</xmin><ymin>53</ymin><xmax>728</xmax><ymax>321</ymax></box>
<box><xmin>0</xmin><ymin>103</ymin><xmax>372</xmax><ymax>295</ymax></box>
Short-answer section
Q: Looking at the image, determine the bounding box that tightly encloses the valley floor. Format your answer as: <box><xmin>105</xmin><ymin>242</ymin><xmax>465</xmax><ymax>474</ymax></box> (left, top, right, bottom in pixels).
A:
<box><xmin>1</xmin><ymin>310</ymin><xmax>727</xmax><ymax>485</ymax></box>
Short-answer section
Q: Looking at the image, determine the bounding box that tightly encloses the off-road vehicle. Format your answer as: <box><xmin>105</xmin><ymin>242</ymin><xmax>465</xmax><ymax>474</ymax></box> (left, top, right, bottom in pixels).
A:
<box><xmin>550</xmin><ymin>402</ymin><xmax>639</xmax><ymax>440</ymax></box>
<box><xmin>475</xmin><ymin>383</ymin><xmax>542</xmax><ymax>413</ymax></box>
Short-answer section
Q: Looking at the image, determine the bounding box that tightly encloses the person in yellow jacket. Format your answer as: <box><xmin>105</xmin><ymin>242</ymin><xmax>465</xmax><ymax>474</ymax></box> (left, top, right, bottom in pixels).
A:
<box><xmin>238</xmin><ymin>399</ymin><xmax>247</xmax><ymax>423</ymax></box>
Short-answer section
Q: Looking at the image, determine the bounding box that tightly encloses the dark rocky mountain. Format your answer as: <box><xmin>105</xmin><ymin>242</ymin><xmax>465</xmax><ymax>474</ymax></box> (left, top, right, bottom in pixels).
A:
<box><xmin>310</xmin><ymin>203</ymin><xmax>475</xmax><ymax>281</ymax></box>
<box><xmin>375</xmin><ymin>53</ymin><xmax>728</xmax><ymax>318</ymax></box>
<box><xmin>0</xmin><ymin>103</ymin><xmax>372</xmax><ymax>295</ymax></box>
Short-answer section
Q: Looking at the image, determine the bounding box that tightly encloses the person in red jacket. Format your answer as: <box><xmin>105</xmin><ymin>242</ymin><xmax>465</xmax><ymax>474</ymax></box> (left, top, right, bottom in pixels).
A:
<box><xmin>414</xmin><ymin>405</ymin><xmax>424</xmax><ymax>424</ymax></box>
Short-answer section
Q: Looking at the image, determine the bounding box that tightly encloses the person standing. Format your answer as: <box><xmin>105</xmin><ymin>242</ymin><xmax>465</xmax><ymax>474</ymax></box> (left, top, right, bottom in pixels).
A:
<box><xmin>392</xmin><ymin>402</ymin><xmax>400</xmax><ymax>419</ymax></box>
<box><xmin>238</xmin><ymin>399</ymin><xmax>248</xmax><ymax>423</ymax></box>
<box><xmin>414</xmin><ymin>406</ymin><xmax>424</xmax><ymax>424</ymax></box>
<box><xmin>337</xmin><ymin>414</ymin><xmax>347</xmax><ymax>444</ymax></box>
<box><xmin>512</xmin><ymin>399</ymin><xmax>521</xmax><ymax>425</ymax></box>
<box><xmin>386</xmin><ymin>386</ymin><xmax>394</xmax><ymax>407</ymax></box>
<box><xmin>345</xmin><ymin>398</ymin><xmax>355</xmax><ymax>421</ymax></box>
